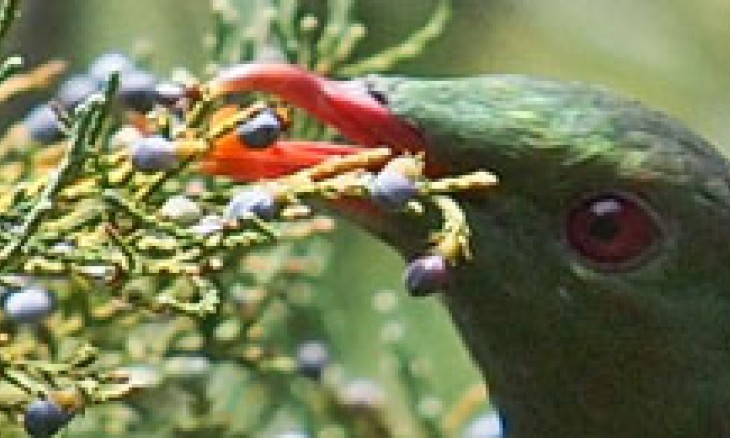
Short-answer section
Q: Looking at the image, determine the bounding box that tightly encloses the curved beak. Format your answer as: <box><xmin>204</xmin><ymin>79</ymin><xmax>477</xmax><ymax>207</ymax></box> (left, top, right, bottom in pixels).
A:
<box><xmin>199</xmin><ymin>103</ymin><xmax>372</xmax><ymax>181</ymax></box>
<box><xmin>209</xmin><ymin>63</ymin><xmax>425</xmax><ymax>149</ymax></box>
<box><xmin>202</xmin><ymin>64</ymin><xmax>429</xmax><ymax>181</ymax></box>
<box><xmin>203</xmin><ymin>64</ymin><xmax>438</xmax><ymax>249</ymax></box>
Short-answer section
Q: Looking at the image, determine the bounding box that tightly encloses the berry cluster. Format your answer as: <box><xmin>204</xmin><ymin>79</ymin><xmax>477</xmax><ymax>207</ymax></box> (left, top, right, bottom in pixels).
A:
<box><xmin>22</xmin><ymin>53</ymin><xmax>175</xmax><ymax>146</ymax></box>
<box><xmin>2</xmin><ymin>70</ymin><xmax>495</xmax><ymax>436</ymax></box>
<box><xmin>0</xmin><ymin>0</ymin><xmax>502</xmax><ymax>436</ymax></box>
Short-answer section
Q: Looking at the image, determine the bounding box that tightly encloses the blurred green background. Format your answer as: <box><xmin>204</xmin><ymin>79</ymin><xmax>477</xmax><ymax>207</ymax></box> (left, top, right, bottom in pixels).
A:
<box><xmin>12</xmin><ymin>0</ymin><xmax>730</xmax><ymax>149</ymax></box>
<box><xmin>7</xmin><ymin>0</ymin><xmax>730</xmax><ymax>431</ymax></box>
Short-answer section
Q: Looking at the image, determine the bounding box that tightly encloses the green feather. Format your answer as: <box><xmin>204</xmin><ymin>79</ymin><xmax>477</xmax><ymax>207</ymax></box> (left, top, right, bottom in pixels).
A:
<box><xmin>365</xmin><ymin>74</ymin><xmax>730</xmax><ymax>435</ymax></box>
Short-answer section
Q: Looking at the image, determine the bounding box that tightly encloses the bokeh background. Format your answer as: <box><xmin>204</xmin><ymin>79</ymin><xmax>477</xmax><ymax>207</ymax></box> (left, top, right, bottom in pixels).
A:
<box><xmin>12</xmin><ymin>0</ymin><xmax>730</xmax><ymax>148</ymax></box>
<box><xmin>5</xmin><ymin>0</ymin><xmax>730</xmax><ymax>435</ymax></box>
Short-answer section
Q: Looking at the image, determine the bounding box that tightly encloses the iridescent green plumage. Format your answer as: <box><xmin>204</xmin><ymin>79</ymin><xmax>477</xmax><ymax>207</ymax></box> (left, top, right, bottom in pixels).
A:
<box><xmin>365</xmin><ymin>74</ymin><xmax>730</xmax><ymax>435</ymax></box>
<box><xmin>206</xmin><ymin>62</ymin><xmax>730</xmax><ymax>434</ymax></box>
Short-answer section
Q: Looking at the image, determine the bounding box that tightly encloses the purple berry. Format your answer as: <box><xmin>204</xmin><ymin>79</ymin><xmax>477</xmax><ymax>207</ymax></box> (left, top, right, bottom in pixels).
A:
<box><xmin>236</xmin><ymin>110</ymin><xmax>282</xmax><ymax>149</ymax></box>
<box><xmin>154</xmin><ymin>81</ymin><xmax>186</xmax><ymax>106</ymax></box>
<box><xmin>404</xmin><ymin>255</ymin><xmax>450</xmax><ymax>297</ymax></box>
<box><xmin>226</xmin><ymin>188</ymin><xmax>278</xmax><ymax>219</ymax></box>
<box><xmin>24</xmin><ymin>399</ymin><xmax>73</xmax><ymax>437</ymax></box>
<box><xmin>296</xmin><ymin>341</ymin><xmax>330</xmax><ymax>380</ymax></box>
<box><xmin>88</xmin><ymin>52</ymin><xmax>136</xmax><ymax>83</ymax></box>
<box><xmin>23</xmin><ymin>104</ymin><xmax>64</xmax><ymax>144</ymax></box>
<box><xmin>56</xmin><ymin>75</ymin><xmax>98</xmax><ymax>109</ymax></box>
<box><xmin>368</xmin><ymin>170</ymin><xmax>419</xmax><ymax>210</ymax></box>
<box><xmin>130</xmin><ymin>136</ymin><xmax>178</xmax><ymax>172</ymax></box>
<box><xmin>3</xmin><ymin>287</ymin><xmax>54</xmax><ymax>324</ymax></box>
<box><xmin>159</xmin><ymin>195</ymin><xmax>202</xmax><ymax>224</ymax></box>
<box><xmin>118</xmin><ymin>70</ymin><xmax>158</xmax><ymax>112</ymax></box>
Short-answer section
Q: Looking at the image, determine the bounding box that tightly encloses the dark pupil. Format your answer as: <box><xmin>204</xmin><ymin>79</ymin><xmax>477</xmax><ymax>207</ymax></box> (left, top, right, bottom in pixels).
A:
<box><xmin>588</xmin><ymin>215</ymin><xmax>621</xmax><ymax>241</ymax></box>
<box><xmin>587</xmin><ymin>199</ymin><xmax>622</xmax><ymax>242</ymax></box>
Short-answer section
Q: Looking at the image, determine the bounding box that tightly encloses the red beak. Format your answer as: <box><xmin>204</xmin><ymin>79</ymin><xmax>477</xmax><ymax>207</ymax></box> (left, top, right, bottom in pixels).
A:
<box><xmin>203</xmin><ymin>64</ymin><xmax>426</xmax><ymax>181</ymax></box>
<box><xmin>209</xmin><ymin>64</ymin><xmax>425</xmax><ymax>150</ymax></box>
<box><xmin>202</xmin><ymin>133</ymin><xmax>368</xmax><ymax>181</ymax></box>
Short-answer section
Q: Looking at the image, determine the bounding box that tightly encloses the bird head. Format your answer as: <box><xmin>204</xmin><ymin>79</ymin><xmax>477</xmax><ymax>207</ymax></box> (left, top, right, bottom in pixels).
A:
<box><xmin>206</xmin><ymin>64</ymin><xmax>730</xmax><ymax>290</ymax></box>
<box><xmin>205</xmin><ymin>63</ymin><xmax>730</xmax><ymax>432</ymax></box>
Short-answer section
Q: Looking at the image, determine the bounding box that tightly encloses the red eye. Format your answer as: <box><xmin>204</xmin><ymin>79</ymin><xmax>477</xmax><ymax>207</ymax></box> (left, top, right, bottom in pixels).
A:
<box><xmin>566</xmin><ymin>193</ymin><xmax>661</xmax><ymax>268</ymax></box>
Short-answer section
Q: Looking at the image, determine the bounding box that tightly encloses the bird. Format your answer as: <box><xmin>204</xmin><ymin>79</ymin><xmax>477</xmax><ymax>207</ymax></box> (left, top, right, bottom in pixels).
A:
<box><xmin>202</xmin><ymin>63</ymin><xmax>730</xmax><ymax>436</ymax></box>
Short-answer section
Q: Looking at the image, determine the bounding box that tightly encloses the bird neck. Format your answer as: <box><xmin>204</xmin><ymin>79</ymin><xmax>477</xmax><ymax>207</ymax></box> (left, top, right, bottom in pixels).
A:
<box><xmin>441</xmin><ymin>256</ymin><xmax>730</xmax><ymax>436</ymax></box>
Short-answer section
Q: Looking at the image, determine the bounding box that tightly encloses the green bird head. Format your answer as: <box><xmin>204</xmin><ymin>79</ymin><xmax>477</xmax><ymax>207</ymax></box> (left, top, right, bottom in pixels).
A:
<box><xmin>209</xmin><ymin>64</ymin><xmax>730</xmax><ymax>435</ymax></box>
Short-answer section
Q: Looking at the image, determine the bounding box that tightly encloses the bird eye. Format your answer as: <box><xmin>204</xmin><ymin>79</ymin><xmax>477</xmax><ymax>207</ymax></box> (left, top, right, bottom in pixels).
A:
<box><xmin>565</xmin><ymin>193</ymin><xmax>662</xmax><ymax>270</ymax></box>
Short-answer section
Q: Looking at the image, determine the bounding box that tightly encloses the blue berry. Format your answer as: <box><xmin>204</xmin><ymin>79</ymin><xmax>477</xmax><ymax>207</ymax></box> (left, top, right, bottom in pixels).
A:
<box><xmin>130</xmin><ymin>136</ymin><xmax>178</xmax><ymax>172</ymax></box>
<box><xmin>56</xmin><ymin>75</ymin><xmax>98</xmax><ymax>109</ymax></box>
<box><xmin>88</xmin><ymin>52</ymin><xmax>136</xmax><ymax>83</ymax></box>
<box><xmin>403</xmin><ymin>255</ymin><xmax>450</xmax><ymax>297</ymax></box>
<box><xmin>225</xmin><ymin>188</ymin><xmax>279</xmax><ymax>220</ymax></box>
<box><xmin>296</xmin><ymin>341</ymin><xmax>330</xmax><ymax>380</ymax></box>
<box><xmin>368</xmin><ymin>170</ymin><xmax>419</xmax><ymax>210</ymax></box>
<box><xmin>3</xmin><ymin>287</ymin><xmax>54</xmax><ymax>324</ymax></box>
<box><xmin>118</xmin><ymin>70</ymin><xmax>158</xmax><ymax>112</ymax></box>
<box><xmin>24</xmin><ymin>399</ymin><xmax>73</xmax><ymax>437</ymax></box>
<box><xmin>154</xmin><ymin>81</ymin><xmax>186</xmax><ymax>106</ymax></box>
<box><xmin>236</xmin><ymin>110</ymin><xmax>282</xmax><ymax>149</ymax></box>
<box><xmin>23</xmin><ymin>105</ymin><xmax>64</xmax><ymax>144</ymax></box>
<box><xmin>159</xmin><ymin>195</ymin><xmax>202</xmax><ymax>224</ymax></box>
